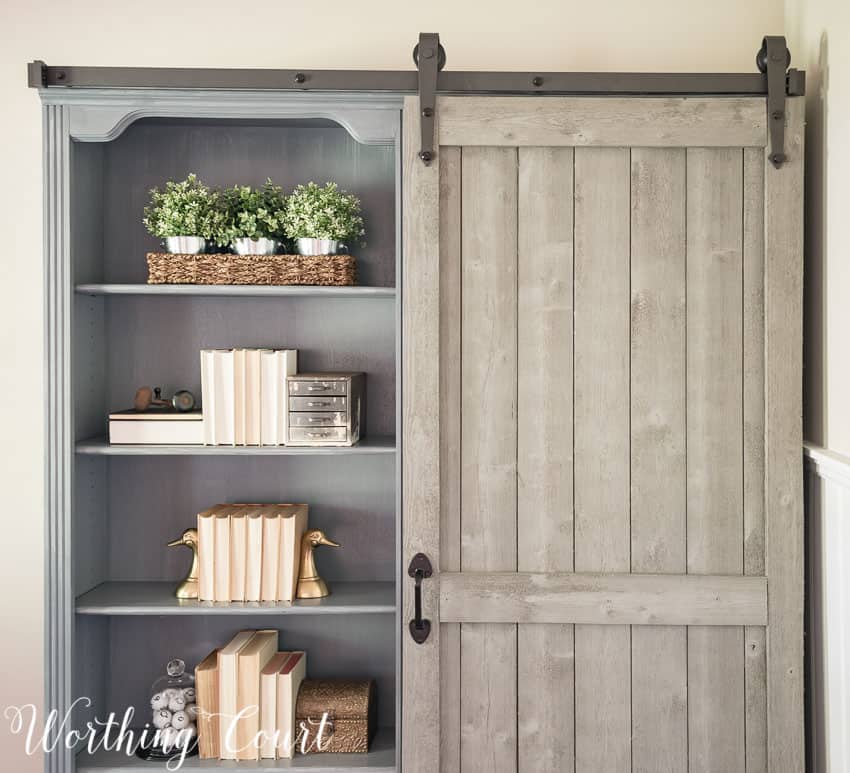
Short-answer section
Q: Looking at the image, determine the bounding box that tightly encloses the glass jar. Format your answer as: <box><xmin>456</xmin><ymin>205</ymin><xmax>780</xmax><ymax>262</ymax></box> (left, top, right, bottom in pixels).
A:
<box><xmin>137</xmin><ymin>658</ymin><xmax>199</xmax><ymax>760</ymax></box>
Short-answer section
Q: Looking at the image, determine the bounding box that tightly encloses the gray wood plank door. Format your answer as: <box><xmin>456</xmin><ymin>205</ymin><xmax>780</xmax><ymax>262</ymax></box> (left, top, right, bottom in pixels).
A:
<box><xmin>402</xmin><ymin>95</ymin><xmax>804</xmax><ymax>773</ymax></box>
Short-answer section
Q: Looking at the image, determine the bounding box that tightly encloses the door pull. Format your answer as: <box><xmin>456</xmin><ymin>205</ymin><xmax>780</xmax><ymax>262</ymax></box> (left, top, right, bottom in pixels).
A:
<box><xmin>408</xmin><ymin>553</ymin><xmax>433</xmax><ymax>644</ymax></box>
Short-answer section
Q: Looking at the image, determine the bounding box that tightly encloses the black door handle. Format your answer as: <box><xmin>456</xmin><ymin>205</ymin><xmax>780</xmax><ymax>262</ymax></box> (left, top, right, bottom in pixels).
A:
<box><xmin>408</xmin><ymin>553</ymin><xmax>433</xmax><ymax>644</ymax></box>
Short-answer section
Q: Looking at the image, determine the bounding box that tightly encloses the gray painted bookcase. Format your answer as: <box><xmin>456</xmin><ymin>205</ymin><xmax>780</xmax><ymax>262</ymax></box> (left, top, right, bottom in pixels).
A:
<box><xmin>41</xmin><ymin>88</ymin><xmax>404</xmax><ymax>772</ymax></box>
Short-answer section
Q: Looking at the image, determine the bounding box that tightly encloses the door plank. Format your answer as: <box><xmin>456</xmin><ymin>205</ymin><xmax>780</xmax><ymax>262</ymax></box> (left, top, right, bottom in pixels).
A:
<box><xmin>686</xmin><ymin>147</ymin><xmax>745</xmax><ymax>773</ymax></box>
<box><xmin>574</xmin><ymin>147</ymin><xmax>631</xmax><ymax>773</ymax></box>
<box><xmin>438</xmin><ymin>97</ymin><xmax>766</xmax><ymax>148</ymax></box>
<box><xmin>743</xmin><ymin>146</ymin><xmax>767</xmax><ymax>773</ymax></box>
<box><xmin>629</xmin><ymin>147</ymin><xmax>688</xmax><ymax>773</ymax></box>
<box><xmin>440</xmin><ymin>571</ymin><xmax>767</xmax><ymax>625</ymax></box>
<box><xmin>439</xmin><ymin>145</ymin><xmax>462</xmax><ymax>773</ymax></box>
<box><xmin>460</xmin><ymin>145</ymin><xmax>518</xmax><ymax>773</ymax></box>
<box><xmin>765</xmin><ymin>96</ymin><xmax>805</xmax><ymax>773</ymax></box>
<box><xmin>516</xmin><ymin>147</ymin><xmax>575</xmax><ymax>773</ymax></box>
<box><xmin>401</xmin><ymin>97</ymin><xmax>441</xmax><ymax>773</ymax></box>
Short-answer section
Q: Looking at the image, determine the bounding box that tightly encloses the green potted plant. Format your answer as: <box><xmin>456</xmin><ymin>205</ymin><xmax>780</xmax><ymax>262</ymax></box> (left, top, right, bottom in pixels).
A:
<box><xmin>217</xmin><ymin>180</ymin><xmax>288</xmax><ymax>255</ymax></box>
<box><xmin>282</xmin><ymin>182</ymin><xmax>365</xmax><ymax>256</ymax></box>
<box><xmin>142</xmin><ymin>174</ymin><xmax>222</xmax><ymax>254</ymax></box>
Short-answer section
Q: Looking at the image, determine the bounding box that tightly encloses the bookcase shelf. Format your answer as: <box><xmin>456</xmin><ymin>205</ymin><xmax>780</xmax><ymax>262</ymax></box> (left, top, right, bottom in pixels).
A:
<box><xmin>75</xmin><ymin>437</ymin><xmax>397</xmax><ymax>456</ymax></box>
<box><xmin>76</xmin><ymin>284</ymin><xmax>396</xmax><ymax>299</ymax></box>
<box><xmin>76</xmin><ymin>581</ymin><xmax>396</xmax><ymax>616</ymax></box>
<box><xmin>75</xmin><ymin>727</ymin><xmax>396</xmax><ymax>772</ymax></box>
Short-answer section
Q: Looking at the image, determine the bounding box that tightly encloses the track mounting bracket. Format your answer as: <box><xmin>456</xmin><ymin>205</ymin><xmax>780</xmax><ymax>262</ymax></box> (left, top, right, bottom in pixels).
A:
<box><xmin>413</xmin><ymin>32</ymin><xmax>445</xmax><ymax>165</ymax></box>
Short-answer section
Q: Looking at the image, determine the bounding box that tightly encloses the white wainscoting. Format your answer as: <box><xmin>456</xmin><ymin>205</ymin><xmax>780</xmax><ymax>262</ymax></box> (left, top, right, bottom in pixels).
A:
<box><xmin>805</xmin><ymin>444</ymin><xmax>850</xmax><ymax>773</ymax></box>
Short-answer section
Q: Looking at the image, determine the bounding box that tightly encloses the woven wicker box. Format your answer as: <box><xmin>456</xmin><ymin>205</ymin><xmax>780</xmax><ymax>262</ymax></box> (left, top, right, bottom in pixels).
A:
<box><xmin>146</xmin><ymin>252</ymin><xmax>356</xmax><ymax>286</ymax></box>
<box><xmin>295</xmin><ymin>679</ymin><xmax>377</xmax><ymax>754</ymax></box>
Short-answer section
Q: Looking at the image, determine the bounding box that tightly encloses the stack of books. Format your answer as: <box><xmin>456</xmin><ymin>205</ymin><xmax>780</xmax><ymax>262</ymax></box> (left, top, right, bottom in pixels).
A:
<box><xmin>200</xmin><ymin>348</ymin><xmax>297</xmax><ymax>446</ymax></box>
<box><xmin>195</xmin><ymin>630</ymin><xmax>307</xmax><ymax>760</ymax></box>
<box><xmin>197</xmin><ymin>504</ymin><xmax>308</xmax><ymax>602</ymax></box>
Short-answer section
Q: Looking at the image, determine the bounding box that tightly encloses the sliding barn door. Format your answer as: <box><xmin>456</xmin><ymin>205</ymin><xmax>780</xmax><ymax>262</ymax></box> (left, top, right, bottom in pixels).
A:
<box><xmin>402</xmin><ymin>95</ymin><xmax>803</xmax><ymax>773</ymax></box>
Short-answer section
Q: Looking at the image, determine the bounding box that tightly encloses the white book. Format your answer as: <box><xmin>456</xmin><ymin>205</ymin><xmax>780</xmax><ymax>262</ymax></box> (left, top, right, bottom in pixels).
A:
<box><xmin>259</xmin><ymin>652</ymin><xmax>289</xmax><ymax>759</ymax></box>
<box><xmin>276</xmin><ymin>652</ymin><xmax>306</xmax><ymax>759</ymax></box>
<box><xmin>245</xmin><ymin>508</ymin><xmax>264</xmax><ymax>602</ymax></box>
<box><xmin>229</xmin><ymin>507</ymin><xmax>247</xmax><ymax>602</ymax></box>
<box><xmin>261</xmin><ymin>508</ymin><xmax>281</xmax><ymax>602</ymax></box>
<box><xmin>233</xmin><ymin>349</ymin><xmax>246</xmax><ymax>446</ymax></box>
<box><xmin>212</xmin><ymin>350</ymin><xmax>235</xmax><ymax>446</ymax></box>
<box><xmin>197</xmin><ymin>508</ymin><xmax>217</xmax><ymax>601</ymax></box>
<box><xmin>200</xmin><ymin>349</ymin><xmax>216</xmax><ymax>445</ymax></box>
<box><xmin>245</xmin><ymin>350</ymin><xmax>264</xmax><ymax>446</ymax></box>
<box><xmin>276</xmin><ymin>350</ymin><xmax>298</xmax><ymax>445</ymax></box>
<box><xmin>260</xmin><ymin>350</ymin><xmax>279</xmax><ymax>446</ymax></box>
<box><xmin>218</xmin><ymin>630</ymin><xmax>257</xmax><ymax>760</ymax></box>
<box><xmin>277</xmin><ymin>505</ymin><xmax>308</xmax><ymax>603</ymax></box>
<box><xmin>108</xmin><ymin>412</ymin><xmax>204</xmax><ymax>445</ymax></box>
<box><xmin>214</xmin><ymin>510</ymin><xmax>231</xmax><ymax>602</ymax></box>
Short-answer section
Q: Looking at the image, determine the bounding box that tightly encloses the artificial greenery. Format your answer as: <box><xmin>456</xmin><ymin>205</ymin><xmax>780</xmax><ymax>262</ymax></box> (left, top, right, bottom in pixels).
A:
<box><xmin>282</xmin><ymin>182</ymin><xmax>366</xmax><ymax>245</ymax></box>
<box><xmin>216</xmin><ymin>179</ymin><xmax>288</xmax><ymax>244</ymax></box>
<box><xmin>142</xmin><ymin>174</ymin><xmax>223</xmax><ymax>239</ymax></box>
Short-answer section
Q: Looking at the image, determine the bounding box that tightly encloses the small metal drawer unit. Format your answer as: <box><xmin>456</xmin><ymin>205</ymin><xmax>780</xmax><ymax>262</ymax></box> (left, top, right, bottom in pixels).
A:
<box><xmin>287</xmin><ymin>372</ymin><xmax>365</xmax><ymax>446</ymax></box>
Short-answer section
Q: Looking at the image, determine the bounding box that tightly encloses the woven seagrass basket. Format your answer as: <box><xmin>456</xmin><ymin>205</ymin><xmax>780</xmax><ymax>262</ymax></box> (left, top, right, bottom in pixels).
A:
<box><xmin>146</xmin><ymin>252</ymin><xmax>356</xmax><ymax>286</ymax></box>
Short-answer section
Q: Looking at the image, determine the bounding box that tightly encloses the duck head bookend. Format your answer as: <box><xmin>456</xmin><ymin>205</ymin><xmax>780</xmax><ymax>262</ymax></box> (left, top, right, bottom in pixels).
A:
<box><xmin>297</xmin><ymin>529</ymin><xmax>340</xmax><ymax>599</ymax></box>
<box><xmin>167</xmin><ymin>528</ymin><xmax>199</xmax><ymax>599</ymax></box>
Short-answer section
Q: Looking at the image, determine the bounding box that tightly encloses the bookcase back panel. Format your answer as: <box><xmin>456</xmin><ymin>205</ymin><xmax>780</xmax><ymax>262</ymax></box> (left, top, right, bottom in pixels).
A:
<box><xmin>74</xmin><ymin>616</ymin><xmax>109</xmax><ymax>734</ymax></box>
<box><xmin>105</xmin><ymin>455</ymin><xmax>395</xmax><ymax>582</ymax></box>
<box><xmin>102</xmin><ymin>295</ymin><xmax>396</xmax><ymax>438</ymax></box>
<box><xmin>106</xmin><ymin>614</ymin><xmax>396</xmax><ymax>727</ymax></box>
<box><xmin>74</xmin><ymin>456</ymin><xmax>109</xmax><ymax>594</ymax></box>
<box><xmin>100</xmin><ymin>120</ymin><xmax>396</xmax><ymax>287</ymax></box>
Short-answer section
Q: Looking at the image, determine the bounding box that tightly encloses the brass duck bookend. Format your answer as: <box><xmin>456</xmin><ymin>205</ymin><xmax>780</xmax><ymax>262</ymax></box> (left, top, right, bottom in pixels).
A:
<box><xmin>297</xmin><ymin>529</ymin><xmax>340</xmax><ymax>599</ymax></box>
<box><xmin>167</xmin><ymin>528</ymin><xmax>199</xmax><ymax>599</ymax></box>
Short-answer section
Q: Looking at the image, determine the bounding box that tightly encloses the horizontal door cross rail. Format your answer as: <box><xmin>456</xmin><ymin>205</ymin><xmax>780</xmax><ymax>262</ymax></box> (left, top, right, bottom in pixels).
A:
<box><xmin>440</xmin><ymin>571</ymin><xmax>767</xmax><ymax>626</ymax></box>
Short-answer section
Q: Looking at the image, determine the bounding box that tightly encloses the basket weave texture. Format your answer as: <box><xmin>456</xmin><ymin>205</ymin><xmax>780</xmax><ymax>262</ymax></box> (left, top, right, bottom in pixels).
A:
<box><xmin>146</xmin><ymin>252</ymin><xmax>356</xmax><ymax>286</ymax></box>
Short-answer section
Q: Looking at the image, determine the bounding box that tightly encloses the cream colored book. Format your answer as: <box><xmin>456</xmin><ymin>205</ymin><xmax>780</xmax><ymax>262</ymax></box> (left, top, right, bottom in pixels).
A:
<box><xmin>200</xmin><ymin>349</ymin><xmax>216</xmax><ymax>445</ymax></box>
<box><xmin>245</xmin><ymin>349</ymin><xmax>264</xmax><ymax>446</ymax></box>
<box><xmin>259</xmin><ymin>652</ymin><xmax>289</xmax><ymax>759</ymax></box>
<box><xmin>276</xmin><ymin>651</ymin><xmax>306</xmax><ymax>759</ymax></box>
<box><xmin>213</xmin><ymin>509</ymin><xmax>231</xmax><ymax>602</ymax></box>
<box><xmin>212</xmin><ymin>349</ymin><xmax>235</xmax><ymax>446</ymax></box>
<box><xmin>276</xmin><ymin>505</ymin><xmax>309</xmax><ymax>603</ymax></box>
<box><xmin>236</xmin><ymin>630</ymin><xmax>279</xmax><ymax>761</ymax></box>
<box><xmin>195</xmin><ymin>648</ymin><xmax>220</xmax><ymax>759</ymax></box>
<box><xmin>275</xmin><ymin>350</ymin><xmax>298</xmax><ymax>445</ymax></box>
<box><xmin>245</xmin><ymin>508</ymin><xmax>264</xmax><ymax>602</ymax></box>
<box><xmin>261</xmin><ymin>508</ymin><xmax>281</xmax><ymax>602</ymax></box>
<box><xmin>197</xmin><ymin>508</ymin><xmax>217</xmax><ymax>601</ymax></box>
<box><xmin>260</xmin><ymin>350</ymin><xmax>278</xmax><ymax>446</ymax></box>
<box><xmin>229</xmin><ymin>507</ymin><xmax>248</xmax><ymax>602</ymax></box>
<box><xmin>218</xmin><ymin>630</ymin><xmax>256</xmax><ymax>760</ymax></box>
<box><xmin>233</xmin><ymin>348</ymin><xmax>246</xmax><ymax>446</ymax></box>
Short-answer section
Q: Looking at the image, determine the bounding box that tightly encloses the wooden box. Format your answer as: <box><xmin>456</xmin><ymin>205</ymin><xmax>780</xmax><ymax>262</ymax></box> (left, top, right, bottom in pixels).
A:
<box><xmin>296</xmin><ymin>679</ymin><xmax>377</xmax><ymax>754</ymax></box>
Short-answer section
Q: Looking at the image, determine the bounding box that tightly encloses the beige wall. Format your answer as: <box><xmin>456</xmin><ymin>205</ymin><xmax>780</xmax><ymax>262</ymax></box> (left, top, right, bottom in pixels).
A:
<box><xmin>0</xmin><ymin>1</ymin><xmax>783</xmax><ymax>769</ymax></box>
<box><xmin>785</xmin><ymin>0</ymin><xmax>850</xmax><ymax>454</ymax></box>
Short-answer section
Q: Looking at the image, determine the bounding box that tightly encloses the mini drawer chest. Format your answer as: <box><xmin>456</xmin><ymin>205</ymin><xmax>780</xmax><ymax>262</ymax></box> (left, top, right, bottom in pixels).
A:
<box><xmin>286</xmin><ymin>372</ymin><xmax>365</xmax><ymax>446</ymax></box>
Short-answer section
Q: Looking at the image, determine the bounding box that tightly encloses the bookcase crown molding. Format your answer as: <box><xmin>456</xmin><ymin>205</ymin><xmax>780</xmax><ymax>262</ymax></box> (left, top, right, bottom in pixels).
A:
<box><xmin>36</xmin><ymin>89</ymin><xmax>402</xmax><ymax>145</ymax></box>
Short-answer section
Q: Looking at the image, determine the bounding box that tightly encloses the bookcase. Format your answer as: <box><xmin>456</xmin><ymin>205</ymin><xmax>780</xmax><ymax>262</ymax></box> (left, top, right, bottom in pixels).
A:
<box><xmin>43</xmin><ymin>91</ymin><xmax>403</xmax><ymax>772</ymax></box>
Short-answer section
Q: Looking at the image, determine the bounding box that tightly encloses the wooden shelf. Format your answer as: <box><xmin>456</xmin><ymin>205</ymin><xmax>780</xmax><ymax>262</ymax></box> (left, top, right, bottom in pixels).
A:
<box><xmin>76</xmin><ymin>581</ymin><xmax>396</xmax><ymax>616</ymax></box>
<box><xmin>76</xmin><ymin>284</ymin><xmax>395</xmax><ymax>298</ymax></box>
<box><xmin>76</xmin><ymin>727</ymin><xmax>395</xmax><ymax>772</ymax></box>
<box><xmin>75</xmin><ymin>437</ymin><xmax>396</xmax><ymax>456</ymax></box>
